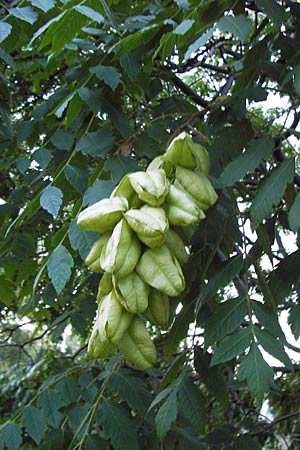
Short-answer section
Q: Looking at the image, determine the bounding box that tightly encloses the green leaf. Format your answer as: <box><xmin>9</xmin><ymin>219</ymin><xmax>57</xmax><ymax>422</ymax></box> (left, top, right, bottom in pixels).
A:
<box><xmin>77</xmin><ymin>128</ymin><xmax>115</xmax><ymax>157</ymax></box>
<box><xmin>22</xmin><ymin>406</ymin><xmax>46</xmax><ymax>445</ymax></box>
<box><xmin>74</xmin><ymin>5</ymin><xmax>104</xmax><ymax>24</ymax></box>
<box><xmin>37</xmin><ymin>390</ymin><xmax>63</xmax><ymax>428</ymax></box>
<box><xmin>251</xmin><ymin>158</ymin><xmax>295</xmax><ymax>229</ymax></box>
<box><xmin>216</xmin><ymin>136</ymin><xmax>273</xmax><ymax>188</ymax></box>
<box><xmin>78</xmin><ymin>87</ymin><xmax>103</xmax><ymax>114</ymax></box>
<box><xmin>102</xmin><ymin>100</ymin><xmax>132</xmax><ymax>137</ymax></box>
<box><xmin>120</xmin><ymin>52</ymin><xmax>140</xmax><ymax>80</ymax></box>
<box><xmin>288</xmin><ymin>192</ymin><xmax>300</xmax><ymax>231</ymax></box>
<box><xmin>90</xmin><ymin>65</ymin><xmax>122</xmax><ymax>91</ymax></box>
<box><xmin>251</xmin><ymin>300</ymin><xmax>285</xmax><ymax>341</ymax></box>
<box><xmin>16</xmin><ymin>156</ymin><xmax>30</xmax><ymax>172</ymax></box>
<box><xmin>211</xmin><ymin>327</ymin><xmax>252</xmax><ymax>366</ymax></box>
<box><xmin>112</xmin><ymin>25</ymin><xmax>159</xmax><ymax>56</ymax></box>
<box><xmin>97</xmin><ymin>398</ymin><xmax>139</xmax><ymax>450</ymax></box>
<box><xmin>255</xmin><ymin>0</ymin><xmax>285</xmax><ymax>28</ymax></box>
<box><xmin>56</xmin><ymin>378</ymin><xmax>81</xmax><ymax>406</ymax></box>
<box><xmin>3</xmin><ymin>422</ymin><xmax>22</xmax><ymax>450</ymax></box>
<box><xmin>267</xmin><ymin>250</ymin><xmax>300</xmax><ymax>305</ymax></box>
<box><xmin>177</xmin><ymin>376</ymin><xmax>206</xmax><ymax>433</ymax></box>
<box><xmin>0</xmin><ymin>22</ymin><xmax>12</xmax><ymax>43</ymax></box>
<box><xmin>108</xmin><ymin>368</ymin><xmax>152</xmax><ymax>417</ymax></box>
<box><xmin>51</xmin><ymin>129</ymin><xmax>75</xmax><ymax>150</ymax></box>
<box><xmin>160</xmin><ymin>352</ymin><xmax>188</xmax><ymax>391</ymax></box>
<box><xmin>40</xmin><ymin>186</ymin><xmax>63</xmax><ymax>219</ymax></box>
<box><xmin>254</xmin><ymin>326</ymin><xmax>292</xmax><ymax>369</ymax></box>
<box><xmin>288</xmin><ymin>304</ymin><xmax>300</xmax><ymax>340</ymax></box>
<box><xmin>29</xmin><ymin>0</ymin><xmax>55</xmax><ymax>12</ymax></box>
<box><xmin>64</xmin><ymin>165</ymin><xmax>88</xmax><ymax>194</ymax></box>
<box><xmin>68</xmin><ymin>220</ymin><xmax>98</xmax><ymax>259</ymax></box>
<box><xmin>197</xmin><ymin>255</ymin><xmax>243</xmax><ymax>308</ymax></box>
<box><xmin>47</xmin><ymin>245</ymin><xmax>74</xmax><ymax>293</ymax></box>
<box><xmin>174</xmin><ymin>19</ymin><xmax>195</xmax><ymax>35</ymax></box>
<box><xmin>33</xmin><ymin>147</ymin><xmax>53</xmax><ymax>169</ymax></box>
<box><xmin>11</xmin><ymin>7</ymin><xmax>38</xmax><ymax>24</ymax></box>
<box><xmin>39</xmin><ymin>10</ymin><xmax>86</xmax><ymax>52</ymax></box>
<box><xmin>239</xmin><ymin>343</ymin><xmax>274</xmax><ymax>400</ymax></box>
<box><xmin>218</xmin><ymin>14</ymin><xmax>252</xmax><ymax>42</ymax></box>
<box><xmin>83</xmin><ymin>180</ymin><xmax>115</xmax><ymax>206</ymax></box>
<box><xmin>104</xmin><ymin>156</ymin><xmax>140</xmax><ymax>184</ymax></box>
<box><xmin>164</xmin><ymin>299</ymin><xmax>195</xmax><ymax>358</ymax></box>
<box><xmin>149</xmin><ymin>386</ymin><xmax>174</xmax><ymax>411</ymax></box>
<box><xmin>85</xmin><ymin>435</ymin><xmax>108</xmax><ymax>450</ymax></box>
<box><xmin>184</xmin><ymin>27</ymin><xmax>215</xmax><ymax>61</ymax></box>
<box><xmin>155</xmin><ymin>391</ymin><xmax>178</xmax><ymax>440</ymax></box>
<box><xmin>205</xmin><ymin>297</ymin><xmax>247</xmax><ymax>346</ymax></box>
<box><xmin>194</xmin><ymin>347</ymin><xmax>229</xmax><ymax>408</ymax></box>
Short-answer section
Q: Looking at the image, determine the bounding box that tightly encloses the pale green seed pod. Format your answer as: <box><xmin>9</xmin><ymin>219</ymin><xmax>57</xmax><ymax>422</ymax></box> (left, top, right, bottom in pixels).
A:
<box><xmin>162</xmin><ymin>132</ymin><xmax>196</xmax><ymax>169</ymax></box>
<box><xmin>117</xmin><ymin>316</ymin><xmax>157</xmax><ymax>369</ymax></box>
<box><xmin>87</xmin><ymin>323</ymin><xmax>116</xmax><ymax>358</ymax></box>
<box><xmin>175</xmin><ymin>166</ymin><xmax>218</xmax><ymax>210</ymax></box>
<box><xmin>136</xmin><ymin>245</ymin><xmax>185</xmax><ymax>297</ymax></box>
<box><xmin>128</xmin><ymin>169</ymin><xmax>169</xmax><ymax>206</ymax></box>
<box><xmin>84</xmin><ymin>233</ymin><xmax>111</xmax><ymax>273</ymax></box>
<box><xmin>100</xmin><ymin>219</ymin><xmax>142</xmax><ymax>278</ymax></box>
<box><xmin>114</xmin><ymin>271</ymin><xmax>150</xmax><ymax>314</ymax></box>
<box><xmin>110</xmin><ymin>174</ymin><xmax>143</xmax><ymax>208</ymax></box>
<box><xmin>190</xmin><ymin>142</ymin><xmax>210</xmax><ymax>175</ymax></box>
<box><xmin>143</xmin><ymin>288</ymin><xmax>169</xmax><ymax>327</ymax></box>
<box><xmin>97</xmin><ymin>290</ymin><xmax>132</xmax><ymax>344</ymax></box>
<box><xmin>147</xmin><ymin>156</ymin><xmax>174</xmax><ymax>177</ymax></box>
<box><xmin>165</xmin><ymin>184</ymin><xmax>205</xmax><ymax>227</ymax></box>
<box><xmin>125</xmin><ymin>205</ymin><xmax>169</xmax><ymax>248</ymax></box>
<box><xmin>77</xmin><ymin>197</ymin><xmax>128</xmax><ymax>232</ymax></box>
<box><xmin>164</xmin><ymin>229</ymin><xmax>189</xmax><ymax>265</ymax></box>
<box><xmin>96</xmin><ymin>272</ymin><xmax>113</xmax><ymax>303</ymax></box>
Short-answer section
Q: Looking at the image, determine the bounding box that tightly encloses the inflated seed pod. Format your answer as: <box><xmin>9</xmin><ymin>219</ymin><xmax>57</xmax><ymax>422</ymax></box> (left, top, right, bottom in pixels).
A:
<box><xmin>175</xmin><ymin>166</ymin><xmax>218</xmax><ymax>210</ymax></box>
<box><xmin>128</xmin><ymin>169</ymin><xmax>169</xmax><ymax>206</ymax></box>
<box><xmin>100</xmin><ymin>219</ymin><xmax>141</xmax><ymax>278</ymax></box>
<box><xmin>87</xmin><ymin>323</ymin><xmax>116</xmax><ymax>358</ymax></box>
<box><xmin>110</xmin><ymin>174</ymin><xmax>143</xmax><ymax>208</ymax></box>
<box><xmin>77</xmin><ymin>197</ymin><xmax>128</xmax><ymax>232</ymax></box>
<box><xmin>147</xmin><ymin>156</ymin><xmax>174</xmax><ymax>177</ymax></box>
<box><xmin>164</xmin><ymin>229</ymin><xmax>189</xmax><ymax>265</ymax></box>
<box><xmin>97</xmin><ymin>290</ymin><xmax>132</xmax><ymax>344</ymax></box>
<box><xmin>84</xmin><ymin>233</ymin><xmax>111</xmax><ymax>273</ymax></box>
<box><xmin>162</xmin><ymin>131</ymin><xmax>196</xmax><ymax>169</ymax></box>
<box><xmin>117</xmin><ymin>316</ymin><xmax>157</xmax><ymax>369</ymax></box>
<box><xmin>125</xmin><ymin>205</ymin><xmax>169</xmax><ymax>248</ymax></box>
<box><xmin>143</xmin><ymin>288</ymin><xmax>169</xmax><ymax>327</ymax></box>
<box><xmin>114</xmin><ymin>271</ymin><xmax>150</xmax><ymax>314</ymax></box>
<box><xmin>96</xmin><ymin>272</ymin><xmax>113</xmax><ymax>303</ymax></box>
<box><xmin>165</xmin><ymin>184</ymin><xmax>205</xmax><ymax>227</ymax></box>
<box><xmin>136</xmin><ymin>245</ymin><xmax>185</xmax><ymax>297</ymax></box>
<box><xmin>189</xmin><ymin>142</ymin><xmax>210</xmax><ymax>175</ymax></box>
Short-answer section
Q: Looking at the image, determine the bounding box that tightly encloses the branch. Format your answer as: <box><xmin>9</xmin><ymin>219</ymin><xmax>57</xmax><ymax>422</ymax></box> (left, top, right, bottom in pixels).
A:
<box><xmin>161</xmin><ymin>70</ymin><xmax>209</xmax><ymax>108</ymax></box>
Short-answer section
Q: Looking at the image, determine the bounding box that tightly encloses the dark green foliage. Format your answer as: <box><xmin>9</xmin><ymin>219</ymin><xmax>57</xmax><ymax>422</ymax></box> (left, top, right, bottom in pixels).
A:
<box><xmin>0</xmin><ymin>1</ymin><xmax>300</xmax><ymax>449</ymax></box>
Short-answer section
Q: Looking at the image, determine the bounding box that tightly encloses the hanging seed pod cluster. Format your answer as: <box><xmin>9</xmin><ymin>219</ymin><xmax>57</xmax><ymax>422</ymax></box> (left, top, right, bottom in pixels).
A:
<box><xmin>77</xmin><ymin>132</ymin><xmax>218</xmax><ymax>369</ymax></box>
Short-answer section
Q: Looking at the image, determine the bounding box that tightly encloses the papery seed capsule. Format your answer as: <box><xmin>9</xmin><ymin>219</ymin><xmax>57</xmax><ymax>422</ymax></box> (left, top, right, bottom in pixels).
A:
<box><xmin>87</xmin><ymin>322</ymin><xmax>116</xmax><ymax>358</ymax></box>
<box><xmin>189</xmin><ymin>142</ymin><xmax>210</xmax><ymax>175</ymax></box>
<box><xmin>128</xmin><ymin>169</ymin><xmax>169</xmax><ymax>206</ymax></box>
<box><xmin>117</xmin><ymin>316</ymin><xmax>157</xmax><ymax>369</ymax></box>
<box><xmin>110</xmin><ymin>174</ymin><xmax>143</xmax><ymax>208</ymax></box>
<box><xmin>84</xmin><ymin>233</ymin><xmax>111</xmax><ymax>273</ymax></box>
<box><xmin>162</xmin><ymin>132</ymin><xmax>196</xmax><ymax>168</ymax></box>
<box><xmin>97</xmin><ymin>290</ymin><xmax>132</xmax><ymax>344</ymax></box>
<box><xmin>165</xmin><ymin>184</ymin><xmax>205</xmax><ymax>227</ymax></box>
<box><xmin>100</xmin><ymin>218</ymin><xmax>141</xmax><ymax>278</ymax></box>
<box><xmin>175</xmin><ymin>166</ymin><xmax>218</xmax><ymax>210</ymax></box>
<box><xmin>125</xmin><ymin>205</ymin><xmax>169</xmax><ymax>248</ymax></box>
<box><xmin>136</xmin><ymin>245</ymin><xmax>185</xmax><ymax>297</ymax></box>
<box><xmin>114</xmin><ymin>271</ymin><xmax>150</xmax><ymax>314</ymax></box>
<box><xmin>143</xmin><ymin>288</ymin><xmax>169</xmax><ymax>327</ymax></box>
<box><xmin>164</xmin><ymin>229</ymin><xmax>189</xmax><ymax>265</ymax></box>
<box><xmin>77</xmin><ymin>197</ymin><xmax>129</xmax><ymax>232</ymax></box>
<box><xmin>96</xmin><ymin>272</ymin><xmax>113</xmax><ymax>303</ymax></box>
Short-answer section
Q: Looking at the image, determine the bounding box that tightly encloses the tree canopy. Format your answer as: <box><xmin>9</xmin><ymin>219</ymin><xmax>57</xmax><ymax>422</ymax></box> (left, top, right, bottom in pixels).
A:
<box><xmin>1</xmin><ymin>0</ymin><xmax>300</xmax><ymax>449</ymax></box>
